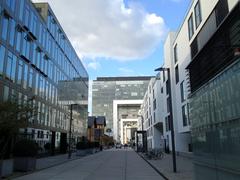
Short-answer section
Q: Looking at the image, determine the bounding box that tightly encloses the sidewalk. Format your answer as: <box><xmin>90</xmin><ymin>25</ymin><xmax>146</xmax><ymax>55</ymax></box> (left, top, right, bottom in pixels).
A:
<box><xmin>14</xmin><ymin>149</ymin><xmax>164</xmax><ymax>180</ymax></box>
<box><xmin>139</xmin><ymin>153</ymin><xmax>194</xmax><ymax>180</ymax></box>
<box><xmin>9</xmin><ymin>152</ymin><xmax>95</xmax><ymax>179</ymax></box>
<box><xmin>36</xmin><ymin>152</ymin><xmax>80</xmax><ymax>170</ymax></box>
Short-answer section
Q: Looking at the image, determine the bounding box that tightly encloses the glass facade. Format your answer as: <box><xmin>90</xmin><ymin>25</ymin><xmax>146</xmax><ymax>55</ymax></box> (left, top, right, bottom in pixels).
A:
<box><xmin>190</xmin><ymin>59</ymin><xmax>240</xmax><ymax>179</ymax></box>
<box><xmin>92</xmin><ymin>77</ymin><xmax>151</xmax><ymax>131</ymax></box>
<box><xmin>0</xmin><ymin>0</ymin><xmax>88</xmax><ymax>146</ymax></box>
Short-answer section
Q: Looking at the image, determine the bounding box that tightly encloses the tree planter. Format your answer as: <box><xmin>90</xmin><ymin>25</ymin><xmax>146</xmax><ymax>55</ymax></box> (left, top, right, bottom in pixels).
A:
<box><xmin>14</xmin><ymin>157</ymin><xmax>36</xmax><ymax>172</ymax></box>
<box><xmin>0</xmin><ymin>159</ymin><xmax>13</xmax><ymax>178</ymax></box>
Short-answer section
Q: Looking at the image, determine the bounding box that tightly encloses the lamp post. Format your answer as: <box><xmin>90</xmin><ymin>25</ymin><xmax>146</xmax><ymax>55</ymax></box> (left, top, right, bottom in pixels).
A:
<box><xmin>155</xmin><ymin>67</ymin><xmax>177</xmax><ymax>173</ymax></box>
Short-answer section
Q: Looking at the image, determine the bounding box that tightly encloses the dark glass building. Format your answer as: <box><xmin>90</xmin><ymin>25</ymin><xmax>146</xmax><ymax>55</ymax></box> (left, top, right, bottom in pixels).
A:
<box><xmin>188</xmin><ymin>1</ymin><xmax>240</xmax><ymax>179</ymax></box>
<box><xmin>0</xmin><ymin>0</ymin><xmax>88</xmax><ymax>152</ymax></box>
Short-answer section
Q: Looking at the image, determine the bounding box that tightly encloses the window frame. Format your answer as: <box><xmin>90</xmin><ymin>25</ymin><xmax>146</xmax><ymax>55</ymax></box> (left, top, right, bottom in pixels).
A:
<box><xmin>175</xmin><ymin>65</ymin><xmax>179</xmax><ymax>84</ymax></box>
<box><xmin>174</xmin><ymin>44</ymin><xmax>178</xmax><ymax>63</ymax></box>
<box><xmin>188</xmin><ymin>14</ymin><xmax>194</xmax><ymax>40</ymax></box>
<box><xmin>194</xmin><ymin>0</ymin><xmax>202</xmax><ymax>28</ymax></box>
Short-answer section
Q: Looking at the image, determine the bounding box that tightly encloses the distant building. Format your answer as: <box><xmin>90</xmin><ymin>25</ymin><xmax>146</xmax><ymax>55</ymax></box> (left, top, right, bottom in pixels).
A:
<box><xmin>0</xmin><ymin>0</ymin><xmax>88</xmax><ymax>153</ymax></box>
<box><xmin>87</xmin><ymin>116</ymin><xmax>106</xmax><ymax>143</ymax></box>
<box><xmin>92</xmin><ymin>76</ymin><xmax>152</xmax><ymax>143</ymax></box>
<box><xmin>140</xmin><ymin>78</ymin><xmax>165</xmax><ymax>151</ymax></box>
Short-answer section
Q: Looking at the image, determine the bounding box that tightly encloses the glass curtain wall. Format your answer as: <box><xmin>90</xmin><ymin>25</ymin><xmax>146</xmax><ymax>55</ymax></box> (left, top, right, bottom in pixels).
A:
<box><xmin>190</xmin><ymin>59</ymin><xmax>240</xmax><ymax>179</ymax></box>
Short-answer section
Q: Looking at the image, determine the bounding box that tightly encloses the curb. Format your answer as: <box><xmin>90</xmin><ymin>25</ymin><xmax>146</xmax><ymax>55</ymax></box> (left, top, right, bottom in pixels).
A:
<box><xmin>136</xmin><ymin>152</ymin><xmax>169</xmax><ymax>180</ymax></box>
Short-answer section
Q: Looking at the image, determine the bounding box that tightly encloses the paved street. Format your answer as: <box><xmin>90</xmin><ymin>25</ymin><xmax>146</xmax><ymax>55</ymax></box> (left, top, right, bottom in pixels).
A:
<box><xmin>14</xmin><ymin>149</ymin><xmax>164</xmax><ymax>180</ymax></box>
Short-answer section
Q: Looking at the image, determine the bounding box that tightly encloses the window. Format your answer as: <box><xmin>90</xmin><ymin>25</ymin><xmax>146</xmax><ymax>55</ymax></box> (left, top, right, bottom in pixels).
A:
<box><xmin>19</xmin><ymin>0</ymin><xmax>24</xmax><ymax>21</ymax></box>
<box><xmin>165</xmin><ymin>116</ymin><xmax>170</xmax><ymax>132</ymax></box>
<box><xmin>180</xmin><ymin>81</ymin><xmax>186</xmax><ymax>102</ymax></box>
<box><xmin>36</xmin><ymin>48</ymin><xmax>42</xmax><ymax>69</ymax></box>
<box><xmin>9</xmin><ymin>19</ymin><xmax>16</xmax><ymax>47</ymax></box>
<box><xmin>194</xmin><ymin>1</ymin><xmax>202</xmax><ymax>28</ymax></box>
<box><xmin>166</xmin><ymin>80</ymin><xmax>170</xmax><ymax>95</ymax></box>
<box><xmin>188</xmin><ymin>14</ymin><xmax>194</xmax><ymax>40</ymax></box>
<box><xmin>162</xmin><ymin>71</ymin><xmax>165</xmax><ymax>82</ymax></box>
<box><xmin>153</xmin><ymin>112</ymin><xmax>156</xmax><ymax>123</ymax></box>
<box><xmin>17</xmin><ymin>59</ymin><xmax>23</xmax><ymax>85</ymax></box>
<box><xmin>182</xmin><ymin>105</ymin><xmax>189</xmax><ymax>127</ymax></box>
<box><xmin>0</xmin><ymin>45</ymin><xmax>6</xmax><ymax>77</ymax></box>
<box><xmin>1</xmin><ymin>14</ymin><xmax>10</xmax><ymax>41</ymax></box>
<box><xmin>167</xmin><ymin>97</ymin><xmax>170</xmax><ymax>113</ymax></box>
<box><xmin>23</xmin><ymin>63</ymin><xmax>28</xmax><ymax>89</ymax></box>
<box><xmin>24</xmin><ymin>4</ymin><xmax>30</xmax><ymax>28</ymax></box>
<box><xmin>29</xmin><ymin>68</ymin><xmax>33</xmax><ymax>89</ymax></box>
<box><xmin>3</xmin><ymin>86</ymin><xmax>9</xmax><ymax>101</ymax></box>
<box><xmin>190</xmin><ymin>37</ymin><xmax>198</xmax><ymax>59</ymax></box>
<box><xmin>6</xmin><ymin>51</ymin><xmax>17</xmax><ymax>82</ymax></box>
<box><xmin>175</xmin><ymin>65</ymin><xmax>179</xmax><ymax>84</ymax></box>
<box><xmin>35</xmin><ymin>73</ymin><xmax>39</xmax><ymax>95</ymax></box>
<box><xmin>131</xmin><ymin>92</ymin><xmax>138</xmax><ymax>96</ymax></box>
<box><xmin>215</xmin><ymin>0</ymin><xmax>229</xmax><ymax>27</ymax></box>
<box><xmin>153</xmin><ymin>99</ymin><xmax>156</xmax><ymax>110</ymax></box>
<box><xmin>38</xmin><ymin>23</ymin><xmax>43</xmax><ymax>43</ymax></box>
<box><xmin>174</xmin><ymin>44</ymin><xmax>178</xmax><ymax>63</ymax></box>
<box><xmin>30</xmin><ymin>13</ymin><xmax>37</xmax><ymax>36</ymax></box>
<box><xmin>6</xmin><ymin>0</ymin><xmax>16</xmax><ymax>12</ymax></box>
<box><xmin>15</xmin><ymin>26</ymin><xmax>23</xmax><ymax>52</ymax></box>
<box><xmin>22</xmin><ymin>33</ymin><xmax>31</xmax><ymax>59</ymax></box>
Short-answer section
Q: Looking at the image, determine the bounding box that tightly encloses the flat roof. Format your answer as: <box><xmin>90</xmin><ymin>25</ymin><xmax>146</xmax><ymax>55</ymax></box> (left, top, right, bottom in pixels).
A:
<box><xmin>95</xmin><ymin>76</ymin><xmax>154</xmax><ymax>81</ymax></box>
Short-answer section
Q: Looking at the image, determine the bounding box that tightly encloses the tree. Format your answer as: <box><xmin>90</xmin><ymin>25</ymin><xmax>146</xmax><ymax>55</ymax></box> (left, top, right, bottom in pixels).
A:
<box><xmin>0</xmin><ymin>99</ymin><xmax>38</xmax><ymax>159</ymax></box>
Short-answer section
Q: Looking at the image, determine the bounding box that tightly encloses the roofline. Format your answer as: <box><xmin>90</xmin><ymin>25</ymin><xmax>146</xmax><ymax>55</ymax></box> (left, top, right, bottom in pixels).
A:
<box><xmin>94</xmin><ymin>76</ymin><xmax>155</xmax><ymax>81</ymax></box>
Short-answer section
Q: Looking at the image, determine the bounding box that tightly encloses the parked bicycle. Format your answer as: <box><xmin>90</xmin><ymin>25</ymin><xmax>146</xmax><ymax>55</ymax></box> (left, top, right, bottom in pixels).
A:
<box><xmin>144</xmin><ymin>149</ymin><xmax>164</xmax><ymax>160</ymax></box>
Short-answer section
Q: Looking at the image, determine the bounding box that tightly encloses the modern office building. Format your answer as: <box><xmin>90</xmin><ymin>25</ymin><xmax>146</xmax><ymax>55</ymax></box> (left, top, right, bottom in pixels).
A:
<box><xmin>141</xmin><ymin>0</ymin><xmax>240</xmax><ymax>179</ymax></box>
<box><xmin>187</xmin><ymin>0</ymin><xmax>240</xmax><ymax>179</ymax></box>
<box><xmin>0</xmin><ymin>0</ymin><xmax>88</xmax><ymax>152</ymax></box>
<box><xmin>92</xmin><ymin>76</ymin><xmax>152</xmax><ymax>143</ymax></box>
<box><xmin>141</xmin><ymin>0</ymin><xmax>240</xmax><ymax>166</ymax></box>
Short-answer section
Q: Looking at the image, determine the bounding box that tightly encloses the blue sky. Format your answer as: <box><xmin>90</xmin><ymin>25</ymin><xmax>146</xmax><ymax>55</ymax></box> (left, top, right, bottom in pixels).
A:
<box><xmin>33</xmin><ymin>0</ymin><xmax>191</xmax><ymax>80</ymax></box>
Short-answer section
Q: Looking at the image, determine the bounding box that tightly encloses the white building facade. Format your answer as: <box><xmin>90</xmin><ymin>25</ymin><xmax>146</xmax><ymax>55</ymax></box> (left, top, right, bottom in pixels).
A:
<box><xmin>141</xmin><ymin>0</ymin><xmax>240</xmax><ymax>155</ymax></box>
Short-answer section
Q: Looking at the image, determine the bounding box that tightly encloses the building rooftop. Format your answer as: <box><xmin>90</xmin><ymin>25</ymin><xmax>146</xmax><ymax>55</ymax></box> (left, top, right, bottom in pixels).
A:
<box><xmin>95</xmin><ymin>76</ymin><xmax>154</xmax><ymax>81</ymax></box>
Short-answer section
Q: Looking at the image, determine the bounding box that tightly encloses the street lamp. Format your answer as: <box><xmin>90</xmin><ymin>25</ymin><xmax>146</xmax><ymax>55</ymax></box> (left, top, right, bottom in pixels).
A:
<box><xmin>155</xmin><ymin>67</ymin><xmax>177</xmax><ymax>173</ymax></box>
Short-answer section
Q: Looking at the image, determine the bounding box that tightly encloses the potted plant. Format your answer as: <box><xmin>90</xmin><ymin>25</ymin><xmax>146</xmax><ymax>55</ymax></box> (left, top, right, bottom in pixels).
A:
<box><xmin>13</xmin><ymin>139</ymin><xmax>38</xmax><ymax>171</ymax></box>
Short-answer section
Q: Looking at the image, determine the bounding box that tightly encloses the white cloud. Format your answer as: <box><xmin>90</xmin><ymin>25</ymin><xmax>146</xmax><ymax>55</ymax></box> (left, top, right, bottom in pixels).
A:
<box><xmin>118</xmin><ymin>67</ymin><xmax>135</xmax><ymax>76</ymax></box>
<box><xmin>32</xmin><ymin>0</ymin><xmax>167</xmax><ymax>60</ymax></box>
<box><xmin>87</xmin><ymin>61</ymin><xmax>101</xmax><ymax>70</ymax></box>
